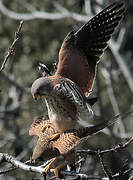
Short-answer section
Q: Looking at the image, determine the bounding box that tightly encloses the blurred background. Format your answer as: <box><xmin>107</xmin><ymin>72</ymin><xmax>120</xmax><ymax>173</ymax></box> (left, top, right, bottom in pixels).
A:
<box><xmin>0</xmin><ymin>0</ymin><xmax>133</xmax><ymax>179</ymax></box>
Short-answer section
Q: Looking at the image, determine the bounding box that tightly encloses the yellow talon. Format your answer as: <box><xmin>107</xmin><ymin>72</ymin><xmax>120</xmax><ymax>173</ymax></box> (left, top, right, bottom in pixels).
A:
<box><xmin>41</xmin><ymin>123</ymin><xmax>52</xmax><ymax>132</ymax></box>
<box><xmin>44</xmin><ymin>158</ymin><xmax>57</xmax><ymax>174</ymax></box>
<box><xmin>49</xmin><ymin>133</ymin><xmax>60</xmax><ymax>141</ymax></box>
<box><xmin>44</xmin><ymin>164</ymin><xmax>51</xmax><ymax>174</ymax></box>
<box><xmin>51</xmin><ymin>168</ymin><xmax>59</xmax><ymax>178</ymax></box>
<box><xmin>51</xmin><ymin>161</ymin><xmax>68</xmax><ymax>177</ymax></box>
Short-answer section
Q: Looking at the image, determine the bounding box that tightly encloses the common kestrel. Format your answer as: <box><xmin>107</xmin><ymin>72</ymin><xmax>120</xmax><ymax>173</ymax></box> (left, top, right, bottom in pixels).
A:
<box><xmin>29</xmin><ymin>115</ymin><xmax>118</xmax><ymax>177</ymax></box>
<box><xmin>31</xmin><ymin>2</ymin><xmax>125</xmax><ymax>136</ymax></box>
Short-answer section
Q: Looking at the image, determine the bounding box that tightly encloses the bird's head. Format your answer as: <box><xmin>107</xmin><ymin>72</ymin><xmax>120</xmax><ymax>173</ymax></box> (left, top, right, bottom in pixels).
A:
<box><xmin>31</xmin><ymin>77</ymin><xmax>54</xmax><ymax>100</ymax></box>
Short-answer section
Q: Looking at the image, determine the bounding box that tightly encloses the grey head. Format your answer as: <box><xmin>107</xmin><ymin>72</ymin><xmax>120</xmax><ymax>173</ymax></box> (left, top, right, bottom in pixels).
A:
<box><xmin>31</xmin><ymin>77</ymin><xmax>54</xmax><ymax>100</ymax></box>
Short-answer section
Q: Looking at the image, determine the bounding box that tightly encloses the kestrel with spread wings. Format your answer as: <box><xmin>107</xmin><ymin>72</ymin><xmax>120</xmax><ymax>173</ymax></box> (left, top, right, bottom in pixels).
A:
<box><xmin>31</xmin><ymin>2</ymin><xmax>125</xmax><ymax>137</ymax></box>
<box><xmin>29</xmin><ymin>115</ymin><xmax>117</xmax><ymax>177</ymax></box>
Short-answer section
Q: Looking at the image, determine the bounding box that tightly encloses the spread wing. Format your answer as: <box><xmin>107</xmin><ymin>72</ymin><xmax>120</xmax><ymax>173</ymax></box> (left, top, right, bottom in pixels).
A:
<box><xmin>55</xmin><ymin>2</ymin><xmax>125</xmax><ymax>95</ymax></box>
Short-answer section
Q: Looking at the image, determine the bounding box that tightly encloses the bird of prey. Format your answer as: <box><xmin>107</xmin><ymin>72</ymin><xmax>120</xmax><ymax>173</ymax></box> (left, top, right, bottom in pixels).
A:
<box><xmin>31</xmin><ymin>2</ymin><xmax>125</xmax><ymax>137</ymax></box>
<box><xmin>29</xmin><ymin>115</ymin><xmax>118</xmax><ymax>177</ymax></box>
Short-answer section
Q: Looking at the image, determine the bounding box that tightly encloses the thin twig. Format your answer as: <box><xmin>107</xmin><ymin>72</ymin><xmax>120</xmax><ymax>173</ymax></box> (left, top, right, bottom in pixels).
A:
<box><xmin>99</xmin><ymin>137</ymin><xmax>133</xmax><ymax>155</ymax></box>
<box><xmin>101</xmin><ymin>66</ymin><xmax>125</xmax><ymax>136</ymax></box>
<box><xmin>98</xmin><ymin>150</ymin><xmax>113</xmax><ymax>179</ymax></box>
<box><xmin>1</xmin><ymin>71</ymin><xmax>29</xmax><ymax>93</ymax></box>
<box><xmin>113</xmin><ymin>167</ymin><xmax>133</xmax><ymax>179</ymax></box>
<box><xmin>77</xmin><ymin>137</ymin><xmax>133</xmax><ymax>155</ymax></box>
<box><xmin>60</xmin><ymin>170</ymin><xmax>109</xmax><ymax>180</ymax></box>
<box><xmin>0</xmin><ymin>20</ymin><xmax>23</xmax><ymax>73</ymax></box>
<box><xmin>0</xmin><ymin>166</ymin><xmax>17</xmax><ymax>175</ymax></box>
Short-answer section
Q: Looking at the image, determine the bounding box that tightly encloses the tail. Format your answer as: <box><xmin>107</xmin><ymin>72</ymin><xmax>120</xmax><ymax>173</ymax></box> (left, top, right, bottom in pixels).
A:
<box><xmin>75</xmin><ymin>110</ymin><xmax>133</xmax><ymax>139</ymax></box>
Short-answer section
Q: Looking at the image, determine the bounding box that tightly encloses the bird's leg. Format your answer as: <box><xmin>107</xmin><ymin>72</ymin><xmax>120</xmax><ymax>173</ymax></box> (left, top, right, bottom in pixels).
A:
<box><xmin>49</xmin><ymin>133</ymin><xmax>60</xmax><ymax>141</ymax></box>
<box><xmin>41</xmin><ymin>123</ymin><xmax>52</xmax><ymax>132</ymax></box>
<box><xmin>44</xmin><ymin>157</ymin><xmax>57</xmax><ymax>174</ymax></box>
<box><xmin>51</xmin><ymin>161</ymin><xmax>68</xmax><ymax>178</ymax></box>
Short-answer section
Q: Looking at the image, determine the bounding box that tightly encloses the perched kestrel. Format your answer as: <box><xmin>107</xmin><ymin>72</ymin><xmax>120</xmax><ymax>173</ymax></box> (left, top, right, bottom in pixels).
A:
<box><xmin>29</xmin><ymin>115</ymin><xmax>117</xmax><ymax>177</ymax></box>
<box><xmin>31</xmin><ymin>2</ymin><xmax>125</xmax><ymax>134</ymax></box>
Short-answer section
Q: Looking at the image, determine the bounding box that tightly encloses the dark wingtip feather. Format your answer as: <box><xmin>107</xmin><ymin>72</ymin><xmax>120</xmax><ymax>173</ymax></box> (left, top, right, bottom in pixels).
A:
<box><xmin>74</xmin><ymin>1</ymin><xmax>125</xmax><ymax>57</ymax></box>
<box><xmin>108</xmin><ymin>1</ymin><xmax>125</xmax><ymax>11</ymax></box>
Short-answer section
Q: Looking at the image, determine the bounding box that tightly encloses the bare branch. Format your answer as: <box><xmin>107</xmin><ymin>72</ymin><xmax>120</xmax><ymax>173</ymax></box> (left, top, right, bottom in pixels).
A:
<box><xmin>109</xmin><ymin>40</ymin><xmax>133</xmax><ymax>93</ymax></box>
<box><xmin>0</xmin><ymin>153</ymin><xmax>46</xmax><ymax>175</ymax></box>
<box><xmin>1</xmin><ymin>71</ymin><xmax>29</xmax><ymax>93</ymax></box>
<box><xmin>98</xmin><ymin>150</ymin><xmax>113</xmax><ymax>179</ymax></box>
<box><xmin>60</xmin><ymin>171</ymin><xmax>109</xmax><ymax>180</ymax></box>
<box><xmin>101</xmin><ymin>67</ymin><xmax>120</xmax><ymax>116</ymax></box>
<box><xmin>101</xmin><ymin>66</ymin><xmax>126</xmax><ymax>136</ymax></box>
<box><xmin>112</xmin><ymin>160</ymin><xmax>133</xmax><ymax>179</ymax></box>
<box><xmin>0</xmin><ymin>20</ymin><xmax>23</xmax><ymax>73</ymax></box>
<box><xmin>77</xmin><ymin>137</ymin><xmax>133</xmax><ymax>155</ymax></box>
<box><xmin>52</xmin><ymin>0</ymin><xmax>71</xmax><ymax>17</ymax></box>
<box><xmin>117</xmin><ymin>27</ymin><xmax>126</xmax><ymax>49</ymax></box>
<box><xmin>0</xmin><ymin>166</ymin><xmax>17</xmax><ymax>175</ymax></box>
<box><xmin>84</xmin><ymin>0</ymin><xmax>92</xmax><ymax>15</ymax></box>
<box><xmin>0</xmin><ymin>0</ymin><xmax>64</xmax><ymax>20</ymax></box>
<box><xmin>77</xmin><ymin>138</ymin><xmax>133</xmax><ymax>179</ymax></box>
<box><xmin>0</xmin><ymin>0</ymin><xmax>89</xmax><ymax>22</ymax></box>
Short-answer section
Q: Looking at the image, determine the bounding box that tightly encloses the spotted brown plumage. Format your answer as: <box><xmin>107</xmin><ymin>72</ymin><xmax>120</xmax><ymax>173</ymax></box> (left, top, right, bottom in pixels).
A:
<box><xmin>29</xmin><ymin>115</ymin><xmax>119</xmax><ymax>177</ymax></box>
<box><xmin>31</xmin><ymin>2</ymin><xmax>125</xmax><ymax>133</ymax></box>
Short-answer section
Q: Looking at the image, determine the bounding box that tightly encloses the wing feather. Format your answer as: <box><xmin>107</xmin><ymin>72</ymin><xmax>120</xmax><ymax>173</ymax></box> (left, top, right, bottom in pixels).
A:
<box><xmin>56</xmin><ymin>2</ymin><xmax>125</xmax><ymax>95</ymax></box>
